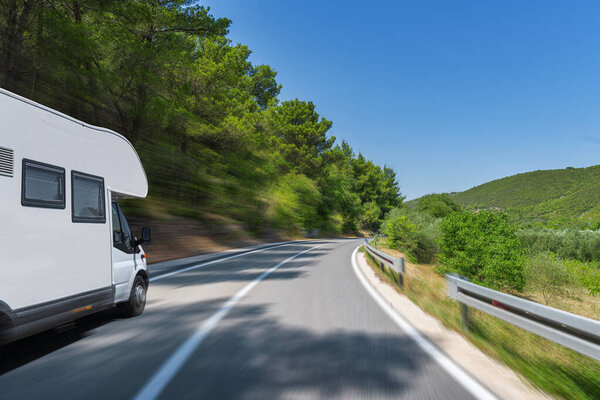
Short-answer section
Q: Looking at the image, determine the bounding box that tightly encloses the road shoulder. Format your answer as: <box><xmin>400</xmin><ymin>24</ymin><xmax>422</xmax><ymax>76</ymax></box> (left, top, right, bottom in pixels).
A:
<box><xmin>355</xmin><ymin>249</ymin><xmax>553</xmax><ymax>400</ymax></box>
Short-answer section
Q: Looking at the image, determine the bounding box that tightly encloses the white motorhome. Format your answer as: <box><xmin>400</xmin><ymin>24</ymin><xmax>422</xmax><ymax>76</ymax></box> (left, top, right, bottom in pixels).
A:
<box><xmin>0</xmin><ymin>88</ymin><xmax>151</xmax><ymax>344</ymax></box>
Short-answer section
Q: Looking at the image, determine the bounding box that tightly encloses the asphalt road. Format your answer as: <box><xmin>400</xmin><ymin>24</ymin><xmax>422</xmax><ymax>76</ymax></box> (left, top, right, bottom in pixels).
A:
<box><xmin>0</xmin><ymin>239</ymin><xmax>479</xmax><ymax>399</ymax></box>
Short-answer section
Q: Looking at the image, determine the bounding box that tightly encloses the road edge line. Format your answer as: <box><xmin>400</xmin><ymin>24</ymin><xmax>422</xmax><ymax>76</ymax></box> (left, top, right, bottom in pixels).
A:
<box><xmin>351</xmin><ymin>245</ymin><xmax>498</xmax><ymax>400</ymax></box>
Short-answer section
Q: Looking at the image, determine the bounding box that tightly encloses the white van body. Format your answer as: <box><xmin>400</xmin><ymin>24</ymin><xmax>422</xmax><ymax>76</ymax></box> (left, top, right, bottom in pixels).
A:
<box><xmin>0</xmin><ymin>88</ymin><xmax>149</xmax><ymax>343</ymax></box>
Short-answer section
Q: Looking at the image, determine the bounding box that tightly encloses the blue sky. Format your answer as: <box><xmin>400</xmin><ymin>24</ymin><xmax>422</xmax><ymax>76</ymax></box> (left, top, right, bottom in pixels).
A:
<box><xmin>202</xmin><ymin>1</ymin><xmax>600</xmax><ymax>199</ymax></box>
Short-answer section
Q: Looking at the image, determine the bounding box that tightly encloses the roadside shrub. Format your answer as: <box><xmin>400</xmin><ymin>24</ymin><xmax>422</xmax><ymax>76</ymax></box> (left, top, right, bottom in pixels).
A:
<box><xmin>433</xmin><ymin>264</ymin><xmax>456</xmax><ymax>276</ymax></box>
<box><xmin>565</xmin><ymin>259</ymin><xmax>600</xmax><ymax>296</ymax></box>
<box><xmin>382</xmin><ymin>209</ymin><xmax>417</xmax><ymax>251</ymax></box>
<box><xmin>381</xmin><ymin>207</ymin><xmax>440</xmax><ymax>263</ymax></box>
<box><xmin>411</xmin><ymin>229</ymin><xmax>438</xmax><ymax>264</ymax></box>
<box><xmin>525</xmin><ymin>252</ymin><xmax>570</xmax><ymax>304</ymax></box>
<box><xmin>439</xmin><ymin>211</ymin><xmax>525</xmax><ymax>292</ymax></box>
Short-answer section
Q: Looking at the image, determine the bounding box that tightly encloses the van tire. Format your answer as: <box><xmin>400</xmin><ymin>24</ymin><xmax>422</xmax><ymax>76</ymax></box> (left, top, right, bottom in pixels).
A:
<box><xmin>118</xmin><ymin>275</ymin><xmax>147</xmax><ymax>317</ymax></box>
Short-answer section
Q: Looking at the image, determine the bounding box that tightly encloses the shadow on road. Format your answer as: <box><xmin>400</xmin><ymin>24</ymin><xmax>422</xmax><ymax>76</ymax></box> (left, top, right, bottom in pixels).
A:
<box><xmin>0</xmin><ymin>309</ymin><xmax>123</xmax><ymax>375</ymax></box>
<box><xmin>0</xmin><ymin>244</ymin><xmax>331</xmax><ymax>376</ymax></box>
<box><xmin>149</xmin><ymin>248</ymin><xmax>329</xmax><ymax>287</ymax></box>
<box><xmin>0</xmin><ymin>299</ymin><xmax>459</xmax><ymax>399</ymax></box>
<box><xmin>0</xmin><ymin>239</ymin><xmax>449</xmax><ymax>400</ymax></box>
<box><xmin>161</xmin><ymin>302</ymin><xmax>450</xmax><ymax>399</ymax></box>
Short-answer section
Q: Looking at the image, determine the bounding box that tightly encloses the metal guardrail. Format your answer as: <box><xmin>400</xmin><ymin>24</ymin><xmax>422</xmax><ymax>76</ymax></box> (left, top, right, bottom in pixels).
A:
<box><xmin>363</xmin><ymin>238</ymin><xmax>405</xmax><ymax>286</ymax></box>
<box><xmin>446</xmin><ymin>273</ymin><xmax>600</xmax><ymax>361</ymax></box>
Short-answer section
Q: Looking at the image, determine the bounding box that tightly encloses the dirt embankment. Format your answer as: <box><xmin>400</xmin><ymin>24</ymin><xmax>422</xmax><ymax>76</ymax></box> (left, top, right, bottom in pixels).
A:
<box><xmin>127</xmin><ymin>215</ymin><xmax>286</xmax><ymax>264</ymax></box>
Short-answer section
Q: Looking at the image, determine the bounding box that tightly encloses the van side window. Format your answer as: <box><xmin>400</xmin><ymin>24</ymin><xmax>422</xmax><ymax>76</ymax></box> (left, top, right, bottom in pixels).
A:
<box><xmin>72</xmin><ymin>171</ymin><xmax>105</xmax><ymax>223</ymax></box>
<box><xmin>21</xmin><ymin>159</ymin><xmax>66</xmax><ymax>208</ymax></box>
<box><xmin>112</xmin><ymin>203</ymin><xmax>124</xmax><ymax>243</ymax></box>
<box><xmin>112</xmin><ymin>202</ymin><xmax>134</xmax><ymax>253</ymax></box>
<box><xmin>117</xmin><ymin>204</ymin><xmax>133</xmax><ymax>248</ymax></box>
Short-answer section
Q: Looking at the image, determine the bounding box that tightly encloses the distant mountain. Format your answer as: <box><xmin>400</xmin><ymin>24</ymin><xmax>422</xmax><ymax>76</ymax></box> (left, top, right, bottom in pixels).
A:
<box><xmin>449</xmin><ymin>165</ymin><xmax>600</xmax><ymax>228</ymax></box>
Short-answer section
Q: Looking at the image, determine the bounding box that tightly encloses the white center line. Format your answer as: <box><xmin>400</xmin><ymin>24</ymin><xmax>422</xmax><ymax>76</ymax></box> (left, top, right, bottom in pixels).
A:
<box><xmin>134</xmin><ymin>243</ymin><xmax>327</xmax><ymax>400</ymax></box>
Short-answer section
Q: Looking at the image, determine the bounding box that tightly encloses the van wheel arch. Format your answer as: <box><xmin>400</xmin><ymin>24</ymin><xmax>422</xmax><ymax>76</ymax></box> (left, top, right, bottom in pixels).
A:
<box><xmin>117</xmin><ymin>274</ymin><xmax>147</xmax><ymax>317</ymax></box>
<box><xmin>137</xmin><ymin>270</ymin><xmax>149</xmax><ymax>288</ymax></box>
<box><xmin>0</xmin><ymin>310</ymin><xmax>13</xmax><ymax>345</ymax></box>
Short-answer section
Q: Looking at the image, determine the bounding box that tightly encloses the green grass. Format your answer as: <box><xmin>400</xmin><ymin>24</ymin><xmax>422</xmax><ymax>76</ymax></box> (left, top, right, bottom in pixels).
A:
<box><xmin>361</xmin><ymin>245</ymin><xmax>600</xmax><ymax>400</ymax></box>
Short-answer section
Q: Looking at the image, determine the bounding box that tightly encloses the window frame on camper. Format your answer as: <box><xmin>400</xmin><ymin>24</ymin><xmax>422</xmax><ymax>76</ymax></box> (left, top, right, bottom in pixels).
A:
<box><xmin>71</xmin><ymin>170</ymin><xmax>106</xmax><ymax>223</ymax></box>
<box><xmin>21</xmin><ymin>158</ymin><xmax>66</xmax><ymax>209</ymax></box>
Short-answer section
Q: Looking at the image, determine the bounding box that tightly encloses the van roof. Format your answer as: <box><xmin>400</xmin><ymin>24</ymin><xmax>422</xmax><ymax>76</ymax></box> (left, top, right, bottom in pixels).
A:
<box><xmin>0</xmin><ymin>88</ymin><xmax>148</xmax><ymax>198</ymax></box>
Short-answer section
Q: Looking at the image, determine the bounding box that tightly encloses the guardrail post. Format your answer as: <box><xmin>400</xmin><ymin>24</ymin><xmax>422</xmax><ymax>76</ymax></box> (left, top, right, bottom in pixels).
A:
<box><xmin>394</xmin><ymin>257</ymin><xmax>405</xmax><ymax>288</ymax></box>
<box><xmin>446</xmin><ymin>273</ymin><xmax>470</xmax><ymax>330</ymax></box>
<box><xmin>461</xmin><ymin>303</ymin><xmax>470</xmax><ymax>330</ymax></box>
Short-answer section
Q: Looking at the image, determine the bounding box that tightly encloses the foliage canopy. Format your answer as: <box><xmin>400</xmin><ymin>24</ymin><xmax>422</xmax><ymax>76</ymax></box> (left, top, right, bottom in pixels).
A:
<box><xmin>416</xmin><ymin>193</ymin><xmax>461</xmax><ymax>218</ymax></box>
<box><xmin>438</xmin><ymin>211</ymin><xmax>525</xmax><ymax>291</ymax></box>
<box><xmin>0</xmin><ymin>0</ymin><xmax>402</xmax><ymax>234</ymax></box>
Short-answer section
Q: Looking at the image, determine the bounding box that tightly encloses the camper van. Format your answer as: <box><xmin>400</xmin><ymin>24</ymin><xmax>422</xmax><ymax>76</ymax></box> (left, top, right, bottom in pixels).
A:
<box><xmin>0</xmin><ymin>88</ymin><xmax>150</xmax><ymax>344</ymax></box>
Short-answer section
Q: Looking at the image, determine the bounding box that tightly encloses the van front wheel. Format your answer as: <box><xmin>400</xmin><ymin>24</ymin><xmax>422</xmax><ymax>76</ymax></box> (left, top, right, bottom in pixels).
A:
<box><xmin>118</xmin><ymin>276</ymin><xmax>147</xmax><ymax>317</ymax></box>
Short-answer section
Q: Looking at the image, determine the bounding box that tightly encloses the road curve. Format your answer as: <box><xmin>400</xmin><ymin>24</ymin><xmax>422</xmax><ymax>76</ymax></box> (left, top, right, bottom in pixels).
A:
<box><xmin>0</xmin><ymin>239</ymin><xmax>479</xmax><ymax>399</ymax></box>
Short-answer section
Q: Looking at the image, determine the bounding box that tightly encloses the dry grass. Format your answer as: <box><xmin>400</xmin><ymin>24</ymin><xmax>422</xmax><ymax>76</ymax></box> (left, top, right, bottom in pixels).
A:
<box><xmin>361</xmin><ymin>244</ymin><xmax>600</xmax><ymax>400</ymax></box>
<box><xmin>525</xmin><ymin>287</ymin><xmax>600</xmax><ymax>320</ymax></box>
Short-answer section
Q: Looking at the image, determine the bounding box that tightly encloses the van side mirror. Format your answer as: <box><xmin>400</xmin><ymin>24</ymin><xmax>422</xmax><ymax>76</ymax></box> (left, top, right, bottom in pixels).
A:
<box><xmin>133</xmin><ymin>227</ymin><xmax>151</xmax><ymax>248</ymax></box>
<box><xmin>141</xmin><ymin>227</ymin><xmax>151</xmax><ymax>244</ymax></box>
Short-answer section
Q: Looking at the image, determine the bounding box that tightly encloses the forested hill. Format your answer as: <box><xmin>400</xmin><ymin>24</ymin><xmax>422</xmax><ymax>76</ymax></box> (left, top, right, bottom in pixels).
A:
<box><xmin>451</xmin><ymin>165</ymin><xmax>600</xmax><ymax>228</ymax></box>
<box><xmin>0</xmin><ymin>1</ymin><xmax>402</xmax><ymax>236</ymax></box>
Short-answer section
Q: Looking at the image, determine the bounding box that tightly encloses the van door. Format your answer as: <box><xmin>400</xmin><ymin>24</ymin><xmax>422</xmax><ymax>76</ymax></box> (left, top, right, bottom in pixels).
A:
<box><xmin>111</xmin><ymin>201</ymin><xmax>140</xmax><ymax>301</ymax></box>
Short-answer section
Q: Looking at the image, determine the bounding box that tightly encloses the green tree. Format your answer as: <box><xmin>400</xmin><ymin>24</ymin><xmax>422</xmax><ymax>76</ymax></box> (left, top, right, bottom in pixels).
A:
<box><xmin>565</xmin><ymin>259</ymin><xmax>600</xmax><ymax>296</ymax></box>
<box><xmin>439</xmin><ymin>211</ymin><xmax>525</xmax><ymax>291</ymax></box>
<box><xmin>268</xmin><ymin>173</ymin><xmax>322</xmax><ymax>234</ymax></box>
<box><xmin>417</xmin><ymin>193</ymin><xmax>461</xmax><ymax>218</ymax></box>
<box><xmin>381</xmin><ymin>209</ymin><xmax>417</xmax><ymax>251</ymax></box>
<box><xmin>350</xmin><ymin>154</ymin><xmax>403</xmax><ymax>231</ymax></box>
<box><xmin>317</xmin><ymin>164</ymin><xmax>362</xmax><ymax>233</ymax></box>
<box><xmin>0</xmin><ymin>0</ymin><xmax>402</xmax><ymax>237</ymax></box>
<box><xmin>525</xmin><ymin>252</ymin><xmax>570</xmax><ymax>304</ymax></box>
<box><xmin>360</xmin><ymin>201</ymin><xmax>383</xmax><ymax>233</ymax></box>
<box><xmin>268</xmin><ymin>99</ymin><xmax>334</xmax><ymax>179</ymax></box>
<box><xmin>249</xmin><ymin>64</ymin><xmax>281</xmax><ymax>109</ymax></box>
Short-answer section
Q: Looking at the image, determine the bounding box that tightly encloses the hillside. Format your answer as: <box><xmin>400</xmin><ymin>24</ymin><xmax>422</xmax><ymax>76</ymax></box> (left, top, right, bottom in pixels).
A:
<box><xmin>450</xmin><ymin>165</ymin><xmax>600</xmax><ymax>228</ymax></box>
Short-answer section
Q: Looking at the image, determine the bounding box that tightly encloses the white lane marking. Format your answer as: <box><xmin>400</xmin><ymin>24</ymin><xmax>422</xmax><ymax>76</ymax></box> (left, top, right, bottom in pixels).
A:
<box><xmin>134</xmin><ymin>243</ymin><xmax>327</xmax><ymax>400</ymax></box>
<box><xmin>150</xmin><ymin>242</ymin><xmax>303</xmax><ymax>282</ymax></box>
<box><xmin>219</xmin><ymin>240</ymin><xmax>293</xmax><ymax>252</ymax></box>
<box><xmin>351</xmin><ymin>246</ymin><xmax>498</xmax><ymax>400</ymax></box>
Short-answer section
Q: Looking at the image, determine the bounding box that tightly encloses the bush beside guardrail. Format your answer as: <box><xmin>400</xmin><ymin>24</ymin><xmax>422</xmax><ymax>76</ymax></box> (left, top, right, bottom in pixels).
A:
<box><xmin>363</xmin><ymin>238</ymin><xmax>600</xmax><ymax>361</ymax></box>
